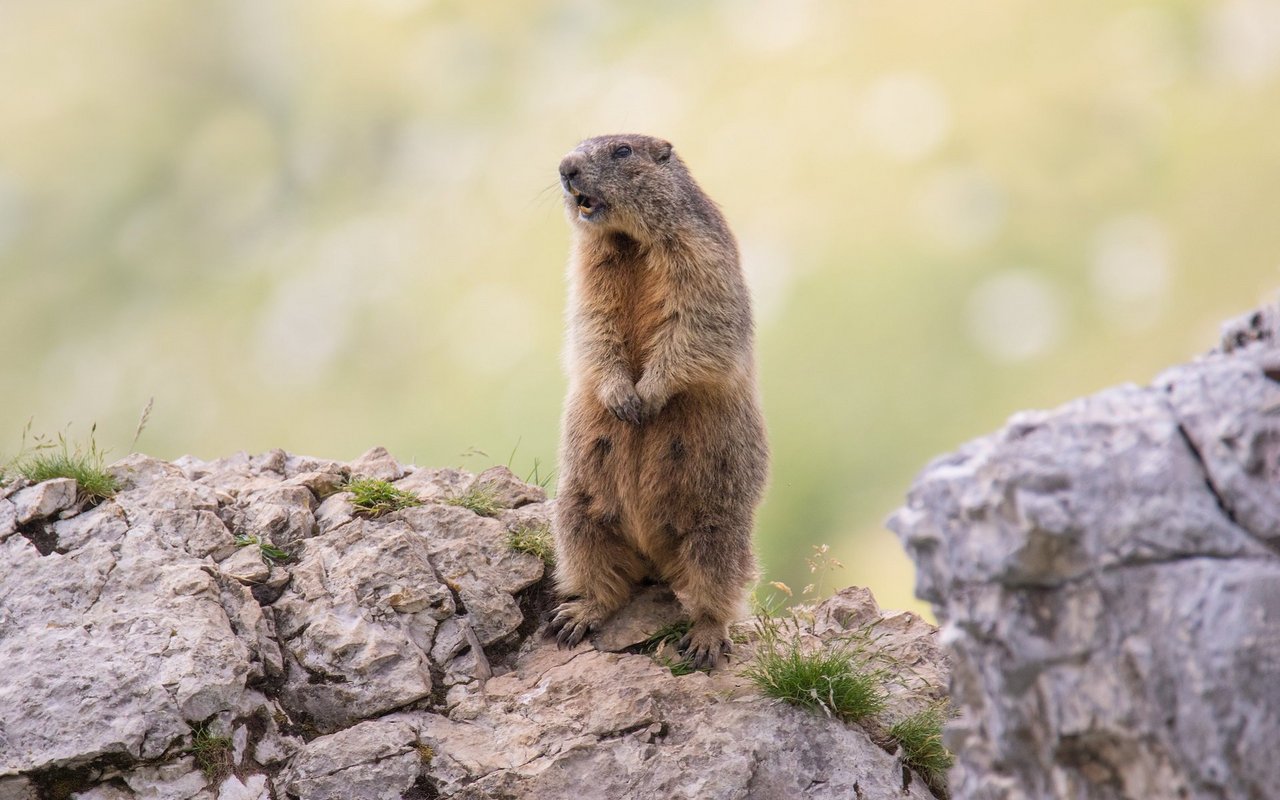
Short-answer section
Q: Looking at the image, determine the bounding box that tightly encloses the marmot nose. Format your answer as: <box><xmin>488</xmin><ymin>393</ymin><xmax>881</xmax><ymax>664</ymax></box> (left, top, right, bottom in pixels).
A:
<box><xmin>559</xmin><ymin>154</ymin><xmax>582</xmax><ymax>181</ymax></box>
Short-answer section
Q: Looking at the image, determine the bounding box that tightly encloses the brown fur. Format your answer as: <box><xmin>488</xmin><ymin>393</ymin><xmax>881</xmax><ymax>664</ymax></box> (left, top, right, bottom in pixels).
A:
<box><xmin>546</xmin><ymin>134</ymin><xmax>769</xmax><ymax>669</ymax></box>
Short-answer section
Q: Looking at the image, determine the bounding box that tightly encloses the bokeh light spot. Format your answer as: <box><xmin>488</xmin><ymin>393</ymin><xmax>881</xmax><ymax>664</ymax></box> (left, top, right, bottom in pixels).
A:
<box><xmin>1207</xmin><ymin>0</ymin><xmax>1280</xmax><ymax>86</ymax></box>
<box><xmin>966</xmin><ymin>270</ymin><xmax>1066</xmax><ymax>363</ymax></box>
<box><xmin>917</xmin><ymin>166</ymin><xmax>1007</xmax><ymax>251</ymax></box>
<box><xmin>1091</xmin><ymin>215</ymin><xmax>1173</xmax><ymax>331</ymax></box>
<box><xmin>858</xmin><ymin>73</ymin><xmax>952</xmax><ymax>163</ymax></box>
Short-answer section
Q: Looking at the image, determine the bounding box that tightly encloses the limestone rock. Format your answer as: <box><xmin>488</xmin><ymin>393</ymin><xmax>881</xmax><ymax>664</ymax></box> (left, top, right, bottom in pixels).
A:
<box><xmin>214</xmin><ymin>774</ymin><xmax>270</xmax><ymax>800</ymax></box>
<box><xmin>271</xmin><ymin>518</ymin><xmax>446</xmax><ymax>733</ymax></box>
<box><xmin>470</xmin><ymin>465</ymin><xmax>546</xmax><ymax>509</ymax></box>
<box><xmin>278</xmin><ymin>720</ymin><xmax>422</xmax><ymax>800</ymax></box>
<box><xmin>393</xmin><ymin>467</ymin><xmax>473</xmax><ymax>502</ymax></box>
<box><xmin>52</xmin><ymin>501</ymin><xmax>130</xmax><ymax>551</ymax></box>
<box><xmin>348</xmin><ymin>446</ymin><xmax>405</xmax><ymax>482</ymax></box>
<box><xmin>11</xmin><ymin>478</ymin><xmax>77</xmax><ymax>525</ymax></box>
<box><xmin>120</xmin><ymin>757</ymin><xmax>206</xmax><ymax>798</ymax></box>
<box><xmin>0</xmin><ymin>532</ymin><xmax>251</xmax><ymax>773</ymax></box>
<box><xmin>890</xmin><ymin>304</ymin><xmax>1280</xmax><ymax>800</ymax></box>
<box><xmin>407</xmin><ymin>644</ymin><xmax>935</xmax><ymax>800</ymax></box>
<box><xmin>108</xmin><ymin>453</ymin><xmax>184</xmax><ymax>491</ymax></box>
<box><xmin>589</xmin><ymin>584</ymin><xmax>686</xmax><ymax>652</ymax></box>
<box><xmin>397</xmin><ymin>504</ymin><xmax>545</xmax><ymax>648</ymax></box>
<box><xmin>0</xmin><ymin>777</ymin><xmax>35</xmax><ymax>800</ymax></box>
<box><xmin>1</xmin><ymin>449</ymin><xmax>940</xmax><ymax>800</ymax></box>
<box><xmin>0</xmin><ymin>498</ymin><xmax>16</xmax><ymax>542</ymax></box>
<box><xmin>218</xmin><ymin>544</ymin><xmax>271</xmax><ymax>586</ymax></box>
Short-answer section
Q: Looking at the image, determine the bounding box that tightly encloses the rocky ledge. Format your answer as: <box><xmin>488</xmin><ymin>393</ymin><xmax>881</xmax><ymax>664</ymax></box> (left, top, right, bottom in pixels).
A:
<box><xmin>1</xmin><ymin>447</ymin><xmax>945</xmax><ymax>800</ymax></box>
<box><xmin>891</xmin><ymin>303</ymin><xmax>1280</xmax><ymax>799</ymax></box>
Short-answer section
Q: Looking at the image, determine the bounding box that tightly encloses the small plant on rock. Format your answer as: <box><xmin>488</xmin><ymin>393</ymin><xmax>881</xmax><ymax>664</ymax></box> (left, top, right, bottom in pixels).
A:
<box><xmin>445</xmin><ymin>483</ymin><xmax>501</xmax><ymax>517</ymax></box>
<box><xmin>233</xmin><ymin>533</ymin><xmax>290</xmax><ymax>564</ymax></box>
<box><xmin>189</xmin><ymin>721</ymin><xmax>234</xmax><ymax>784</ymax></box>
<box><xmin>507</xmin><ymin>521</ymin><xmax>555</xmax><ymax>565</ymax></box>
<box><xmin>890</xmin><ymin>703</ymin><xmax>955</xmax><ymax>792</ymax></box>
<box><xmin>637</xmin><ymin>620</ymin><xmax>703</xmax><ymax>676</ymax></box>
<box><xmin>742</xmin><ymin>617</ymin><xmax>891</xmax><ymax>723</ymax></box>
<box><xmin>640</xmin><ymin>620</ymin><xmax>693</xmax><ymax>653</ymax></box>
<box><xmin>346</xmin><ymin>476</ymin><xmax>422</xmax><ymax>517</ymax></box>
<box><xmin>4</xmin><ymin>422</ymin><xmax>119</xmax><ymax>503</ymax></box>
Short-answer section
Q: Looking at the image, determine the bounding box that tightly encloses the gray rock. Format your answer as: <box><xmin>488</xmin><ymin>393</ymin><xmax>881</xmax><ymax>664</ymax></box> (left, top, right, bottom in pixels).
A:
<box><xmin>271</xmin><ymin>518</ymin><xmax>447</xmax><ymax>732</ymax></box>
<box><xmin>121</xmin><ymin>757</ymin><xmax>206</xmax><ymax>798</ymax></box>
<box><xmin>348</xmin><ymin>447</ymin><xmax>405</xmax><ymax>482</ymax></box>
<box><xmin>0</xmin><ymin>532</ymin><xmax>252</xmax><ymax>772</ymax></box>
<box><xmin>1</xmin><ymin>477</ymin><xmax>30</xmax><ymax>500</ymax></box>
<box><xmin>109</xmin><ymin>453</ymin><xmax>185</xmax><ymax>491</ymax></box>
<box><xmin>219</xmin><ymin>484</ymin><xmax>317</xmax><ymax>550</ymax></box>
<box><xmin>1</xmin><ymin>450</ymin><xmax>940</xmax><ymax>800</ymax></box>
<box><xmin>52</xmin><ymin>501</ymin><xmax>130</xmax><ymax>551</ymax></box>
<box><xmin>213</xmin><ymin>774</ymin><xmax>270</xmax><ymax>800</ymax></box>
<box><xmin>278</xmin><ymin>720</ymin><xmax>422</xmax><ymax>800</ymax></box>
<box><xmin>218</xmin><ymin>544</ymin><xmax>271</xmax><ymax>586</ymax></box>
<box><xmin>11</xmin><ymin>478</ymin><xmax>77</xmax><ymax>525</ymax></box>
<box><xmin>0</xmin><ymin>777</ymin><xmax>35</xmax><ymax>800</ymax></box>
<box><xmin>470</xmin><ymin>465</ymin><xmax>546</xmax><ymax>509</ymax></box>
<box><xmin>283</xmin><ymin>469</ymin><xmax>347</xmax><ymax>499</ymax></box>
<box><xmin>71</xmin><ymin>788</ymin><xmax>133</xmax><ymax>800</ymax></box>
<box><xmin>113</xmin><ymin>477</ymin><xmax>235</xmax><ymax>561</ymax></box>
<box><xmin>590</xmin><ymin>584</ymin><xmax>685</xmax><ymax>652</ymax></box>
<box><xmin>406</xmin><ymin>645</ymin><xmax>934</xmax><ymax>800</ymax></box>
<box><xmin>397</xmin><ymin>504</ymin><xmax>544</xmax><ymax>647</ymax></box>
<box><xmin>890</xmin><ymin>309</ymin><xmax>1280</xmax><ymax>800</ymax></box>
<box><xmin>1162</xmin><ymin>353</ymin><xmax>1280</xmax><ymax>550</ymax></box>
<box><xmin>0</xmin><ymin>498</ymin><xmax>15</xmax><ymax>542</ymax></box>
<box><xmin>392</xmin><ymin>467</ymin><xmax>473</xmax><ymax>502</ymax></box>
<box><xmin>312</xmin><ymin>492</ymin><xmax>354</xmax><ymax>535</ymax></box>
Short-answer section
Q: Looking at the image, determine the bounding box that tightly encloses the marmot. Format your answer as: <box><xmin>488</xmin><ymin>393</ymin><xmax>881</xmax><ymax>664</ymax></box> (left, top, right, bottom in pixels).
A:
<box><xmin>546</xmin><ymin>134</ymin><xmax>769</xmax><ymax>670</ymax></box>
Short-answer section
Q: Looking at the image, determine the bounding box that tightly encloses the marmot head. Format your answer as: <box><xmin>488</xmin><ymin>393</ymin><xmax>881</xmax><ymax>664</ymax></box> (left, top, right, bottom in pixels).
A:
<box><xmin>558</xmin><ymin>134</ymin><xmax>691</xmax><ymax>239</ymax></box>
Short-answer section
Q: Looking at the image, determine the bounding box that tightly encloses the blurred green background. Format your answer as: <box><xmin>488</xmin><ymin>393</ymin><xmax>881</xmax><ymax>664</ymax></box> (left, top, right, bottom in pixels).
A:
<box><xmin>3</xmin><ymin>0</ymin><xmax>1279</xmax><ymax>615</ymax></box>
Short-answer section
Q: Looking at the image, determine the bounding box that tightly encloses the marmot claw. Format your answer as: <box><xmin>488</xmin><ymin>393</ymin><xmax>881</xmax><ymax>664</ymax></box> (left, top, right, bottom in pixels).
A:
<box><xmin>546</xmin><ymin>601</ymin><xmax>599</xmax><ymax>648</ymax></box>
<box><xmin>677</xmin><ymin>628</ymin><xmax>732</xmax><ymax>671</ymax></box>
<box><xmin>608</xmin><ymin>393</ymin><xmax>643</xmax><ymax>426</ymax></box>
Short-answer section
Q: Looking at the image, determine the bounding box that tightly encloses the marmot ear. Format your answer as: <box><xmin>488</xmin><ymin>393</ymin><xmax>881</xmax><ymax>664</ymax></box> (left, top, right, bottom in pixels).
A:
<box><xmin>653</xmin><ymin>140</ymin><xmax>673</xmax><ymax>163</ymax></box>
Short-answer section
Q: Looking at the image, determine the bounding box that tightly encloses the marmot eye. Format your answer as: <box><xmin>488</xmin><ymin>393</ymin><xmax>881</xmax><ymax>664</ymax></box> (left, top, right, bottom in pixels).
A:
<box><xmin>612</xmin><ymin>145</ymin><xmax>632</xmax><ymax>159</ymax></box>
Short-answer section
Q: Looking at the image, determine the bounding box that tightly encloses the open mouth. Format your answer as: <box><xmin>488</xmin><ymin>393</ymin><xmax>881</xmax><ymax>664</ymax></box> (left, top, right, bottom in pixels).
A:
<box><xmin>565</xmin><ymin>182</ymin><xmax>604</xmax><ymax>219</ymax></box>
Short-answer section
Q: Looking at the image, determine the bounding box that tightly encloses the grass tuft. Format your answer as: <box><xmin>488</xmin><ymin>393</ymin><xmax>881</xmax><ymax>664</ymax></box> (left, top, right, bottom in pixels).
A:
<box><xmin>346</xmin><ymin>476</ymin><xmax>422</xmax><ymax>517</ymax></box>
<box><xmin>652</xmin><ymin>649</ymin><xmax>700</xmax><ymax>676</ymax></box>
<box><xmin>444</xmin><ymin>483</ymin><xmax>502</xmax><ymax>517</ymax></box>
<box><xmin>636</xmin><ymin>620</ymin><xmax>703</xmax><ymax>675</ymax></box>
<box><xmin>190</xmin><ymin>721</ymin><xmax>234</xmax><ymax>783</ymax></box>
<box><xmin>507</xmin><ymin>521</ymin><xmax>555</xmax><ymax>565</ymax></box>
<box><xmin>890</xmin><ymin>703</ymin><xmax>955</xmax><ymax>790</ymax></box>
<box><xmin>233</xmin><ymin>533</ymin><xmax>290</xmax><ymax>564</ymax></box>
<box><xmin>639</xmin><ymin>620</ymin><xmax>692</xmax><ymax>653</ymax></box>
<box><xmin>742</xmin><ymin>619</ymin><xmax>890</xmax><ymax>723</ymax></box>
<box><xmin>522</xmin><ymin>457</ymin><xmax>555</xmax><ymax>490</ymax></box>
<box><xmin>7</xmin><ymin>424</ymin><xmax>119</xmax><ymax>503</ymax></box>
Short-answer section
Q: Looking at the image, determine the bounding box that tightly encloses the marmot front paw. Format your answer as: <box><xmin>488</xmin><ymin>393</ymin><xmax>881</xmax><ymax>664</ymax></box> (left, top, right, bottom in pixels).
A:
<box><xmin>677</xmin><ymin>623</ymin><xmax>732</xmax><ymax>671</ymax></box>
<box><xmin>545</xmin><ymin>600</ymin><xmax>604</xmax><ymax>648</ymax></box>
<box><xmin>601</xmin><ymin>382</ymin><xmax>643</xmax><ymax>426</ymax></box>
<box><xmin>635</xmin><ymin>373</ymin><xmax>671</xmax><ymax>420</ymax></box>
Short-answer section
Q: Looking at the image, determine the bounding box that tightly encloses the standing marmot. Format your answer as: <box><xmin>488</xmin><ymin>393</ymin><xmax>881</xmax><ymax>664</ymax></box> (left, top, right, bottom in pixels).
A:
<box><xmin>546</xmin><ymin>134</ymin><xmax>769</xmax><ymax>670</ymax></box>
